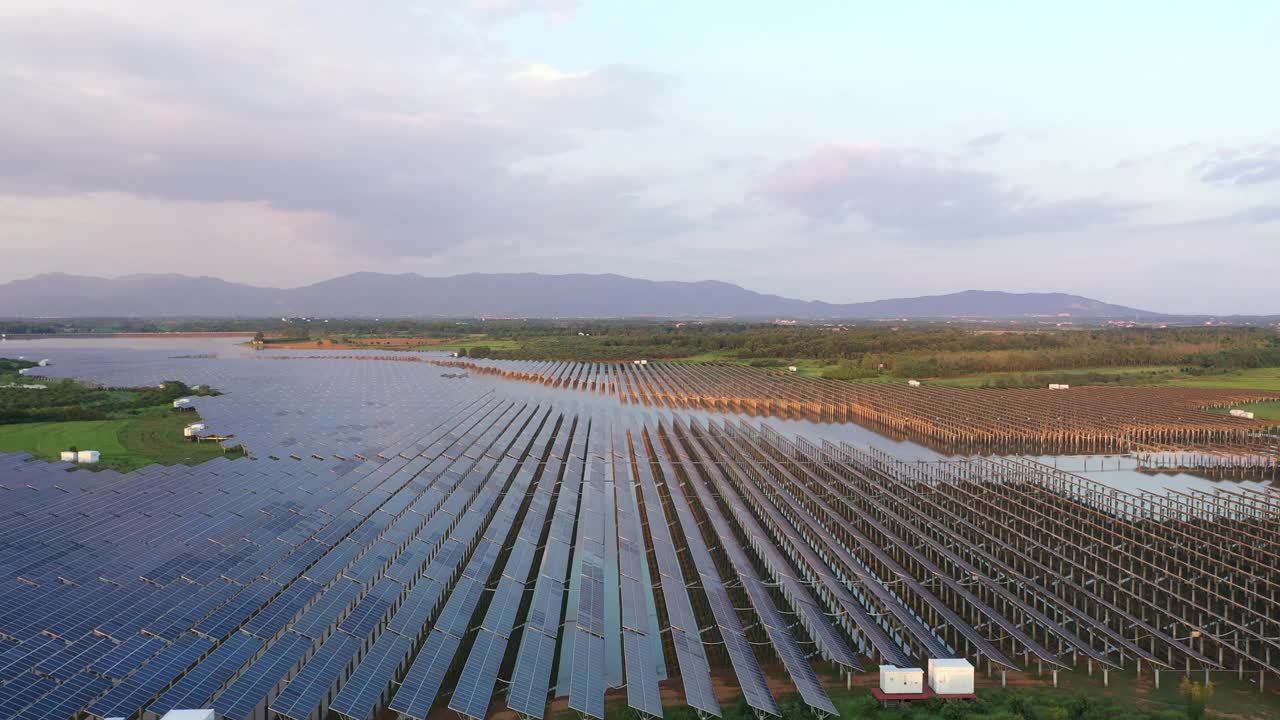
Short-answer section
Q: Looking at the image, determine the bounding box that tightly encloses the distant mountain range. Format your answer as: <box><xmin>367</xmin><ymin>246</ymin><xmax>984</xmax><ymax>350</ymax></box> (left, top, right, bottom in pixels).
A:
<box><xmin>0</xmin><ymin>271</ymin><xmax>1166</xmax><ymax>319</ymax></box>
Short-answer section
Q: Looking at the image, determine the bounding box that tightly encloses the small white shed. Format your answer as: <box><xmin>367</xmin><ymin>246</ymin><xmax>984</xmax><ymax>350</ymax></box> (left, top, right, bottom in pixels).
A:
<box><xmin>1229</xmin><ymin>409</ymin><xmax>1255</xmax><ymax>419</ymax></box>
<box><xmin>928</xmin><ymin>658</ymin><xmax>975</xmax><ymax>695</ymax></box>
<box><xmin>908</xmin><ymin>379</ymin><xmax>922</xmax><ymax>387</ymax></box>
<box><xmin>77</xmin><ymin>450</ymin><xmax>100</xmax><ymax>464</ymax></box>
<box><xmin>879</xmin><ymin>665</ymin><xmax>924</xmax><ymax>694</ymax></box>
<box><xmin>184</xmin><ymin>423</ymin><xmax>206</xmax><ymax>438</ymax></box>
<box><xmin>787</xmin><ymin>366</ymin><xmax>799</xmax><ymax>372</ymax></box>
<box><xmin>1049</xmin><ymin>383</ymin><xmax>1070</xmax><ymax>390</ymax></box>
<box><xmin>60</xmin><ymin>451</ymin><xmax>77</xmax><ymax>462</ymax></box>
<box><xmin>160</xmin><ymin>711</ymin><xmax>217</xmax><ymax>720</ymax></box>
<box><xmin>173</xmin><ymin>398</ymin><xmax>193</xmax><ymax>409</ymax></box>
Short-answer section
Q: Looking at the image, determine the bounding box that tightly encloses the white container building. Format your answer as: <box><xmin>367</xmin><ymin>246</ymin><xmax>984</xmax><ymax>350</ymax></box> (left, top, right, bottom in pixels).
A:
<box><xmin>60</xmin><ymin>451</ymin><xmax>77</xmax><ymax>462</ymax></box>
<box><xmin>908</xmin><ymin>379</ymin><xmax>922</xmax><ymax>387</ymax></box>
<box><xmin>77</xmin><ymin>450</ymin><xmax>100</xmax><ymax>464</ymax></box>
<box><xmin>787</xmin><ymin>366</ymin><xmax>799</xmax><ymax>372</ymax></box>
<box><xmin>173</xmin><ymin>398</ymin><xmax>193</xmax><ymax>409</ymax></box>
<box><xmin>1049</xmin><ymin>383</ymin><xmax>1070</xmax><ymax>390</ymax></box>
<box><xmin>928</xmin><ymin>658</ymin><xmax>974</xmax><ymax>695</ymax></box>
<box><xmin>879</xmin><ymin>665</ymin><xmax>924</xmax><ymax>694</ymax></box>
<box><xmin>184</xmin><ymin>423</ymin><xmax>206</xmax><ymax>438</ymax></box>
<box><xmin>159</xmin><ymin>710</ymin><xmax>216</xmax><ymax>720</ymax></box>
<box><xmin>1229</xmin><ymin>409</ymin><xmax>1255</xmax><ymax>419</ymax></box>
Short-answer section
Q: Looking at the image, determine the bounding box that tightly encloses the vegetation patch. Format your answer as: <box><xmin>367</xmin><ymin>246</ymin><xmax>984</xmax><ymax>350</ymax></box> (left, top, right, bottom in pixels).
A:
<box><xmin>0</xmin><ymin>362</ymin><xmax>235</xmax><ymax>472</ymax></box>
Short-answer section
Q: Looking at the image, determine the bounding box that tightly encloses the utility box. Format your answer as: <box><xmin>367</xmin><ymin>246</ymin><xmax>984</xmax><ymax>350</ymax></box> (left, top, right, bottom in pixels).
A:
<box><xmin>928</xmin><ymin>658</ymin><xmax>974</xmax><ymax>694</ymax></box>
<box><xmin>77</xmin><ymin>450</ymin><xmax>100</xmax><ymax>464</ymax></box>
<box><xmin>879</xmin><ymin>665</ymin><xmax>924</xmax><ymax>694</ymax></box>
<box><xmin>160</xmin><ymin>711</ymin><xmax>216</xmax><ymax>720</ymax></box>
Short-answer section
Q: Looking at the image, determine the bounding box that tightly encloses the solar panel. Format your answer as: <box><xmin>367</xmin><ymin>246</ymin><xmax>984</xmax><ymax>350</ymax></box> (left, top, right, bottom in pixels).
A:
<box><xmin>0</xmin><ymin>634</ymin><xmax>64</xmax><ymax>682</ymax></box>
<box><xmin>146</xmin><ymin>631</ymin><xmax>264</xmax><ymax>717</ymax></box>
<box><xmin>328</xmin><ymin>630</ymin><xmax>413</xmax><ymax>720</ymax></box>
<box><xmin>33</xmin><ymin>632</ymin><xmax>115</xmax><ymax>681</ymax></box>
<box><xmin>567</xmin><ymin>628</ymin><xmax>605</xmax><ymax>719</ymax></box>
<box><xmin>243</xmin><ymin>578</ymin><xmax>323</xmax><ymax>640</ymax></box>
<box><xmin>212</xmin><ymin>631</ymin><xmax>314</xmax><ymax>720</ymax></box>
<box><xmin>386</xmin><ymin>630</ymin><xmax>460</xmax><ymax>719</ymax></box>
<box><xmin>88</xmin><ymin>633</ymin><xmax>168</xmax><ymax>680</ymax></box>
<box><xmin>433</xmin><ymin>577</ymin><xmax>482</xmax><ymax>639</ymax></box>
<box><xmin>0</xmin><ymin>672</ymin><xmax>57</xmax><ymax>718</ymax></box>
<box><xmin>269</xmin><ymin>630</ymin><xmax>360</xmax><ymax>720</ymax></box>
<box><xmin>338</xmin><ymin>576</ymin><xmax>401</xmax><ymax>640</ymax></box>
<box><xmin>386</xmin><ymin>578</ymin><xmax>446</xmax><ymax>639</ymax></box>
<box><xmin>622</xmin><ymin>629</ymin><xmax>663</xmax><ymax>718</ymax></box>
<box><xmin>13</xmin><ymin>671</ymin><xmax>111</xmax><ymax>720</ymax></box>
<box><xmin>448</xmin><ymin>628</ymin><xmax>505</xmax><ymax>719</ymax></box>
<box><xmin>506</xmin><ymin>628</ymin><xmax>556</xmax><ymax>719</ymax></box>
<box><xmin>87</xmin><ymin>633</ymin><xmax>214</xmax><ymax>720</ymax></box>
<box><xmin>291</xmin><ymin>578</ymin><xmax>361</xmax><ymax>640</ymax></box>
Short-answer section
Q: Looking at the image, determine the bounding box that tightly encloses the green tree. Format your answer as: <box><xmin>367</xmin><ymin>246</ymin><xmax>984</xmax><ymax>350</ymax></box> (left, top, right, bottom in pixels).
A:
<box><xmin>1179</xmin><ymin>677</ymin><xmax>1214</xmax><ymax>720</ymax></box>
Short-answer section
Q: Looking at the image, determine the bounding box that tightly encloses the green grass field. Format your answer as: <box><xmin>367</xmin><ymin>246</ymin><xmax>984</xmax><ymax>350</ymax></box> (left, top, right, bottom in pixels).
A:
<box><xmin>1162</xmin><ymin>367</ymin><xmax>1280</xmax><ymax>390</ymax></box>
<box><xmin>1208</xmin><ymin>399</ymin><xmax>1280</xmax><ymax>421</ymax></box>
<box><xmin>420</xmin><ymin>337</ymin><xmax>522</xmax><ymax>353</ymax></box>
<box><xmin>0</xmin><ymin>408</ymin><xmax>230</xmax><ymax>472</ymax></box>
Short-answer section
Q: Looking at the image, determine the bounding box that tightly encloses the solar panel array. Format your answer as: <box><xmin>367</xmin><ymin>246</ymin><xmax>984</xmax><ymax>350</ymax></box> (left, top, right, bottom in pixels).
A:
<box><xmin>3</xmin><ymin>340</ymin><xmax>1267</xmax><ymax>719</ymax></box>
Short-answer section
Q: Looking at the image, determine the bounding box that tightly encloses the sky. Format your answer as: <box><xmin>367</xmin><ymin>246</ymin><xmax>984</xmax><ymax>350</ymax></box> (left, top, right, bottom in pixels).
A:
<box><xmin>0</xmin><ymin>1</ymin><xmax>1277</xmax><ymax>314</ymax></box>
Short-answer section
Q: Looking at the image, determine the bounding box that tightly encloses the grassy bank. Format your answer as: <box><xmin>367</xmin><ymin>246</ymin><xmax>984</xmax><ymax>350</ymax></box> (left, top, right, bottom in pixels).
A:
<box><xmin>0</xmin><ymin>407</ymin><xmax>231</xmax><ymax>472</ymax></box>
<box><xmin>0</xmin><ymin>363</ymin><xmax>234</xmax><ymax>472</ymax></box>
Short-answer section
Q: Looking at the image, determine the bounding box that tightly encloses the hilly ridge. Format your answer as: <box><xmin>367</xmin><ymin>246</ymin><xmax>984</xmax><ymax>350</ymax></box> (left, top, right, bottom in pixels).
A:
<box><xmin>0</xmin><ymin>271</ymin><xmax>1161</xmax><ymax>319</ymax></box>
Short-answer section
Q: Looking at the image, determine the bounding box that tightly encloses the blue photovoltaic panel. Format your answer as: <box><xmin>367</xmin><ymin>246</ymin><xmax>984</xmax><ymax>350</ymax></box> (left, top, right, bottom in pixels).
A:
<box><xmin>212</xmin><ymin>631</ymin><xmax>314</xmax><ymax>720</ymax></box>
<box><xmin>343</xmin><ymin>540</ymin><xmax>397</xmax><ymax>586</ymax></box>
<box><xmin>433</xmin><ymin>577</ymin><xmax>482</xmax><ymax>639</ymax></box>
<box><xmin>87</xmin><ymin>633</ymin><xmax>214</xmax><ymax>720</ymax></box>
<box><xmin>524</xmin><ymin>579</ymin><xmax>565</xmax><ymax>638</ymax></box>
<box><xmin>13</xmin><ymin>671</ymin><xmax>111</xmax><ymax>720</ymax></box>
<box><xmin>386</xmin><ymin>630</ymin><xmax>460</xmax><ymax>720</ymax></box>
<box><xmin>506</xmin><ymin>629</ymin><xmax>556</xmax><ymax>719</ymax></box>
<box><xmin>88</xmin><ymin>633</ymin><xmax>168</xmax><ymax>680</ymax></box>
<box><xmin>303</xmin><ymin>541</ymin><xmax>363</xmax><ymax>586</ymax></box>
<box><xmin>386</xmin><ymin>577</ymin><xmax>446</xmax><ymax>638</ymax></box>
<box><xmin>291</xmin><ymin>579</ymin><xmax>361</xmax><ymax>640</ymax></box>
<box><xmin>480</xmin><ymin>577</ymin><xmax>523</xmax><ymax>639</ymax></box>
<box><xmin>243</xmin><ymin>578</ymin><xmax>323</xmax><ymax>639</ymax></box>
<box><xmin>0</xmin><ymin>634</ymin><xmax>63</xmax><ymax>682</ymax></box>
<box><xmin>146</xmin><ymin>631</ymin><xmax>264</xmax><ymax>717</ymax></box>
<box><xmin>328</xmin><ymin>630</ymin><xmax>413</xmax><ymax>720</ymax></box>
<box><xmin>0</xmin><ymin>672</ymin><xmax>57</xmax><ymax>718</ymax></box>
<box><xmin>623</xmin><ymin>630</ymin><xmax>663</xmax><ymax>718</ymax></box>
<box><xmin>33</xmin><ymin>632</ymin><xmax>115</xmax><ymax>681</ymax></box>
<box><xmin>269</xmin><ymin>630</ymin><xmax>360</xmax><ymax>720</ymax></box>
<box><xmin>195</xmin><ymin>578</ymin><xmax>281</xmax><ymax>640</ymax></box>
<box><xmin>449</xmin><ymin>628</ymin><xmax>508</xmax><ymax>720</ymax></box>
<box><xmin>567</xmin><ymin>629</ymin><xmax>605</xmax><ymax>719</ymax></box>
<box><xmin>338</xmin><ymin>577</ymin><xmax>401</xmax><ymax>640</ymax></box>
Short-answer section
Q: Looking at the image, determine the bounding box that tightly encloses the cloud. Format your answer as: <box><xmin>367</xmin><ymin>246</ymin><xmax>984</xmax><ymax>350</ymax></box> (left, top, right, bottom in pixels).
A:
<box><xmin>466</xmin><ymin>0</ymin><xmax>579</xmax><ymax>21</ymax></box>
<box><xmin>1177</xmin><ymin>204</ymin><xmax>1280</xmax><ymax>228</ymax></box>
<box><xmin>965</xmin><ymin>132</ymin><xmax>1004</xmax><ymax>149</ymax></box>
<box><xmin>754</xmin><ymin>144</ymin><xmax>1135</xmax><ymax>238</ymax></box>
<box><xmin>0</xmin><ymin>3</ymin><xmax>679</xmax><ymax>259</ymax></box>
<box><xmin>1196</xmin><ymin>144</ymin><xmax>1280</xmax><ymax>185</ymax></box>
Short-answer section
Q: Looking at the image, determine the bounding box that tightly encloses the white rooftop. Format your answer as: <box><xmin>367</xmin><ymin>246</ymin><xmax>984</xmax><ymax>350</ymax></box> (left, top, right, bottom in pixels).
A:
<box><xmin>160</xmin><ymin>710</ymin><xmax>216</xmax><ymax>720</ymax></box>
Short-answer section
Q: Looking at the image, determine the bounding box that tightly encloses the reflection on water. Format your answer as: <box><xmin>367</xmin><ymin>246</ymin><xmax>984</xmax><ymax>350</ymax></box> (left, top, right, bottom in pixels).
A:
<box><xmin>5</xmin><ymin>336</ymin><xmax>1271</xmax><ymax>494</ymax></box>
